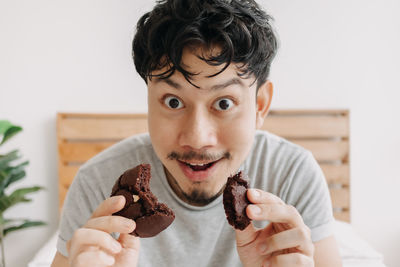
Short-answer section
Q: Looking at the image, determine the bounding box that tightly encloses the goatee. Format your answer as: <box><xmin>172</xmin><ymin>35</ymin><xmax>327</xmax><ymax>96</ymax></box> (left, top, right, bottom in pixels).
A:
<box><xmin>182</xmin><ymin>186</ymin><xmax>225</xmax><ymax>206</ymax></box>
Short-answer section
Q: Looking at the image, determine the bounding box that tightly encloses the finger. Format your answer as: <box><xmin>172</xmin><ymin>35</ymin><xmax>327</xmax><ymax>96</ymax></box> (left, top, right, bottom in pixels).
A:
<box><xmin>247</xmin><ymin>203</ymin><xmax>303</xmax><ymax>227</ymax></box>
<box><xmin>91</xmin><ymin>195</ymin><xmax>126</xmax><ymax>219</ymax></box>
<box><xmin>118</xmin><ymin>233</ymin><xmax>140</xmax><ymax>250</ymax></box>
<box><xmin>264</xmin><ymin>252</ymin><xmax>313</xmax><ymax>267</ymax></box>
<box><xmin>72</xmin><ymin>248</ymin><xmax>115</xmax><ymax>267</ymax></box>
<box><xmin>115</xmin><ymin>234</ymin><xmax>141</xmax><ymax>264</ymax></box>
<box><xmin>84</xmin><ymin>215</ymin><xmax>136</xmax><ymax>234</ymax></box>
<box><xmin>257</xmin><ymin>227</ymin><xmax>314</xmax><ymax>257</ymax></box>
<box><xmin>235</xmin><ymin>222</ymin><xmax>260</xmax><ymax>247</ymax></box>
<box><xmin>247</xmin><ymin>189</ymin><xmax>285</xmax><ymax>205</ymax></box>
<box><xmin>69</xmin><ymin>228</ymin><xmax>122</xmax><ymax>258</ymax></box>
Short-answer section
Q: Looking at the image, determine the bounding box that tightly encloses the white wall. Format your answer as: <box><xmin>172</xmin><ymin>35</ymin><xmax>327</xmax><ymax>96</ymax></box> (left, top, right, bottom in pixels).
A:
<box><xmin>1</xmin><ymin>0</ymin><xmax>399</xmax><ymax>266</ymax></box>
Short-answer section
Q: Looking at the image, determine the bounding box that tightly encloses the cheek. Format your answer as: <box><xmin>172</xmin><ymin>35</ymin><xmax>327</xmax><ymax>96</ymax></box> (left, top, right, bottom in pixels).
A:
<box><xmin>148</xmin><ymin>102</ymin><xmax>180</xmax><ymax>158</ymax></box>
<box><xmin>148</xmin><ymin>96</ymin><xmax>168</xmax><ymax>156</ymax></box>
<box><xmin>222</xmin><ymin>123</ymin><xmax>255</xmax><ymax>151</ymax></box>
<box><xmin>220</xmin><ymin>108</ymin><xmax>256</xmax><ymax>155</ymax></box>
<box><xmin>149</xmin><ymin>116</ymin><xmax>173</xmax><ymax>154</ymax></box>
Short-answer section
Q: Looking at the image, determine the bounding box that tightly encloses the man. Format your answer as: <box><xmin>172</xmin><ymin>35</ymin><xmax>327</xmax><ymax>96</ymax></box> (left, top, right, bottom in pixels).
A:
<box><xmin>52</xmin><ymin>0</ymin><xmax>342</xmax><ymax>266</ymax></box>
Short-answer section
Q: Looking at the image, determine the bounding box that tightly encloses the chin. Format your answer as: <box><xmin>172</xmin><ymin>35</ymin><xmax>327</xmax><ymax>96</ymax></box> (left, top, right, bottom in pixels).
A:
<box><xmin>183</xmin><ymin>187</ymin><xmax>222</xmax><ymax>205</ymax></box>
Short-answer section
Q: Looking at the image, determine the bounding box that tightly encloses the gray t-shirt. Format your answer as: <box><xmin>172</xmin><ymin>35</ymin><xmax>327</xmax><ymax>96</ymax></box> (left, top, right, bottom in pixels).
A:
<box><xmin>57</xmin><ymin>130</ymin><xmax>334</xmax><ymax>266</ymax></box>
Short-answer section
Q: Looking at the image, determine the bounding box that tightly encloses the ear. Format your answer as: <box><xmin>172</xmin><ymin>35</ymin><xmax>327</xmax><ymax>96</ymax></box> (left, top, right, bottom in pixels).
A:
<box><xmin>256</xmin><ymin>80</ymin><xmax>273</xmax><ymax>129</ymax></box>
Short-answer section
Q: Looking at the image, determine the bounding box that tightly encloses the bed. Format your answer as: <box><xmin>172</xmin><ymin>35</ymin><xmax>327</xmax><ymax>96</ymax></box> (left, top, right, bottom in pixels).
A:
<box><xmin>28</xmin><ymin>110</ymin><xmax>386</xmax><ymax>266</ymax></box>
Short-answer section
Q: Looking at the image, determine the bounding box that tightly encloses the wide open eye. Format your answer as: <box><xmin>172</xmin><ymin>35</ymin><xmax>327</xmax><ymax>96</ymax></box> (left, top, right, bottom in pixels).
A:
<box><xmin>213</xmin><ymin>98</ymin><xmax>234</xmax><ymax>111</ymax></box>
<box><xmin>164</xmin><ymin>96</ymin><xmax>184</xmax><ymax>109</ymax></box>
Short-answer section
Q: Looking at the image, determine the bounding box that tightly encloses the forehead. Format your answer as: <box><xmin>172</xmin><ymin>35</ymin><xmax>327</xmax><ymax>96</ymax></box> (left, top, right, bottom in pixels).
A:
<box><xmin>180</xmin><ymin>46</ymin><xmax>227</xmax><ymax>77</ymax></box>
<box><xmin>150</xmin><ymin>46</ymin><xmax>255</xmax><ymax>89</ymax></box>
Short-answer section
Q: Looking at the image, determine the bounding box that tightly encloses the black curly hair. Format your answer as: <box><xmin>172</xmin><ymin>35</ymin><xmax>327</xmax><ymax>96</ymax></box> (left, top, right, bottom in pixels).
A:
<box><xmin>132</xmin><ymin>0</ymin><xmax>278</xmax><ymax>89</ymax></box>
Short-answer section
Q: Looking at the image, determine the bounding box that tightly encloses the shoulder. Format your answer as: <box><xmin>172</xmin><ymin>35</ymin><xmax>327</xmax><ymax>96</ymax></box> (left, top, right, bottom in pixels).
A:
<box><xmin>248</xmin><ymin>130</ymin><xmax>312</xmax><ymax>168</ymax></box>
<box><xmin>245</xmin><ymin>130</ymin><xmax>322</xmax><ymax>196</ymax></box>
<box><xmin>248</xmin><ymin>131</ymin><xmax>334</xmax><ymax>239</ymax></box>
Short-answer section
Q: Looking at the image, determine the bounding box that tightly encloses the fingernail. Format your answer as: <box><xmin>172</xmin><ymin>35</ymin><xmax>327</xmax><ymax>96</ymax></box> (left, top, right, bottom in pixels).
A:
<box><xmin>251</xmin><ymin>189</ymin><xmax>260</xmax><ymax>198</ymax></box>
<box><xmin>249</xmin><ymin>205</ymin><xmax>261</xmax><ymax>214</ymax></box>
<box><xmin>124</xmin><ymin>218</ymin><xmax>135</xmax><ymax>229</ymax></box>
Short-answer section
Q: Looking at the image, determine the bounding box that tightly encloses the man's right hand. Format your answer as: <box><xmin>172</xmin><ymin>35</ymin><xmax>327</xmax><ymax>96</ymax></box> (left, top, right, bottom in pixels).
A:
<box><xmin>51</xmin><ymin>195</ymin><xmax>140</xmax><ymax>267</ymax></box>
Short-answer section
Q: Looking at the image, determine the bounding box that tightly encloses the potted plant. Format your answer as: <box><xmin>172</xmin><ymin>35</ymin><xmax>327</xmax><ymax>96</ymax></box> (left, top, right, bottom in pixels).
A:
<box><xmin>0</xmin><ymin>120</ymin><xmax>46</xmax><ymax>267</ymax></box>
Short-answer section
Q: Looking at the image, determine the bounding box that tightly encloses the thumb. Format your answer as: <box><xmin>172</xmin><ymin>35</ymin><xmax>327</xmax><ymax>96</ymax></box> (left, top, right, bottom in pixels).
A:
<box><xmin>119</xmin><ymin>233</ymin><xmax>140</xmax><ymax>251</ymax></box>
<box><xmin>235</xmin><ymin>222</ymin><xmax>258</xmax><ymax>246</ymax></box>
<box><xmin>115</xmin><ymin>233</ymin><xmax>141</xmax><ymax>266</ymax></box>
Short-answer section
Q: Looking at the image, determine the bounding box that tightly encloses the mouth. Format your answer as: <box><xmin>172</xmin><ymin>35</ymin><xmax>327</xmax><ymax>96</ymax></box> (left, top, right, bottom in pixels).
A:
<box><xmin>177</xmin><ymin>159</ymin><xmax>222</xmax><ymax>182</ymax></box>
<box><xmin>180</xmin><ymin>160</ymin><xmax>218</xmax><ymax>171</ymax></box>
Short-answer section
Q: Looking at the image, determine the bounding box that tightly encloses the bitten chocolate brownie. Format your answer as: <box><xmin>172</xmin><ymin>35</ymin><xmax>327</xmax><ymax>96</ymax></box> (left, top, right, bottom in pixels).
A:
<box><xmin>223</xmin><ymin>171</ymin><xmax>251</xmax><ymax>230</ymax></box>
<box><xmin>110</xmin><ymin>164</ymin><xmax>175</xmax><ymax>237</ymax></box>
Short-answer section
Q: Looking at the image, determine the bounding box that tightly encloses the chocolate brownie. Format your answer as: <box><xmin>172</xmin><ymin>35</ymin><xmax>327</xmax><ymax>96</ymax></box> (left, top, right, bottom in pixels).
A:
<box><xmin>223</xmin><ymin>171</ymin><xmax>251</xmax><ymax>230</ymax></box>
<box><xmin>110</xmin><ymin>164</ymin><xmax>175</xmax><ymax>237</ymax></box>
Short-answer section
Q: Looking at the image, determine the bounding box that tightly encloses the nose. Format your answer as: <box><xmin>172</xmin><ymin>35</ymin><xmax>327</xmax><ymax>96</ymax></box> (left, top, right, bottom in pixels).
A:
<box><xmin>178</xmin><ymin>108</ymin><xmax>218</xmax><ymax>150</ymax></box>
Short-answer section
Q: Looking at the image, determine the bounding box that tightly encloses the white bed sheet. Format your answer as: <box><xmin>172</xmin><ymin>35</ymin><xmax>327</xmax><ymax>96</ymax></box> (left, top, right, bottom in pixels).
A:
<box><xmin>28</xmin><ymin>231</ymin><xmax>58</xmax><ymax>267</ymax></box>
<box><xmin>28</xmin><ymin>220</ymin><xmax>386</xmax><ymax>267</ymax></box>
<box><xmin>334</xmin><ymin>220</ymin><xmax>386</xmax><ymax>267</ymax></box>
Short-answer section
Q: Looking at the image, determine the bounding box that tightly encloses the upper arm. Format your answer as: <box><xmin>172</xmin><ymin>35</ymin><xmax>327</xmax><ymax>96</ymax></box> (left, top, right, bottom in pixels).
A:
<box><xmin>51</xmin><ymin>251</ymin><xmax>69</xmax><ymax>267</ymax></box>
<box><xmin>314</xmin><ymin>235</ymin><xmax>342</xmax><ymax>267</ymax></box>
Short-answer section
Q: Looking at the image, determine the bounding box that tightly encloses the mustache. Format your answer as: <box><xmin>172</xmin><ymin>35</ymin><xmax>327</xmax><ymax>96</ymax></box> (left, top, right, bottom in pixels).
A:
<box><xmin>167</xmin><ymin>150</ymin><xmax>231</xmax><ymax>162</ymax></box>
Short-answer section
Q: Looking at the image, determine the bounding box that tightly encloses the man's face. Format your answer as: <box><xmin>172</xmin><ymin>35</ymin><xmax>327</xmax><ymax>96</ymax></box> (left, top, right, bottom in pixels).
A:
<box><xmin>147</xmin><ymin>47</ymin><xmax>270</xmax><ymax>206</ymax></box>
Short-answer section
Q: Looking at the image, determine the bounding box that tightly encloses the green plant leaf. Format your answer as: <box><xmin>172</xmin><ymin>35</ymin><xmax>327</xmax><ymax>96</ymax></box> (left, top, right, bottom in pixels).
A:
<box><xmin>0</xmin><ymin>121</ymin><xmax>46</xmax><ymax>238</ymax></box>
<box><xmin>1</xmin><ymin>171</ymin><xmax>27</xmax><ymax>198</ymax></box>
<box><xmin>0</xmin><ymin>186</ymin><xmax>43</xmax><ymax>213</ymax></box>
<box><xmin>0</xmin><ymin>150</ymin><xmax>21</xmax><ymax>171</ymax></box>
<box><xmin>0</xmin><ymin>217</ymin><xmax>22</xmax><ymax>226</ymax></box>
<box><xmin>3</xmin><ymin>220</ymin><xmax>46</xmax><ymax>236</ymax></box>
<box><xmin>0</xmin><ymin>217</ymin><xmax>35</xmax><ymax>227</ymax></box>
<box><xmin>0</xmin><ymin>120</ymin><xmax>22</xmax><ymax>146</ymax></box>
<box><xmin>0</xmin><ymin>160</ymin><xmax>29</xmax><ymax>199</ymax></box>
<box><xmin>0</xmin><ymin>121</ymin><xmax>12</xmax><ymax>135</ymax></box>
<box><xmin>0</xmin><ymin>197</ymin><xmax>31</xmax><ymax>214</ymax></box>
<box><xmin>0</xmin><ymin>160</ymin><xmax>29</xmax><ymax>191</ymax></box>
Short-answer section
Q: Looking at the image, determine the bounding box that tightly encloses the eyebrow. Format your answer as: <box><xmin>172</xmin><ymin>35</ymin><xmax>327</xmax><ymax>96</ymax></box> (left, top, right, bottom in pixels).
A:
<box><xmin>154</xmin><ymin>77</ymin><xmax>245</xmax><ymax>90</ymax></box>
<box><xmin>210</xmin><ymin>78</ymin><xmax>244</xmax><ymax>90</ymax></box>
<box><xmin>155</xmin><ymin>78</ymin><xmax>182</xmax><ymax>89</ymax></box>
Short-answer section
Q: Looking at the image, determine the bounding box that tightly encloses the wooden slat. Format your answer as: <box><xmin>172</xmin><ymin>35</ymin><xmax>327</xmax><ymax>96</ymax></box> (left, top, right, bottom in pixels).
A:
<box><xmin>320</xmin><ymin>164</ymin><xmax>350</xmax><ymax>186</ymax></box>
<box><xmin>262</xmin><ymin>115</ymin><xmax>349</xmax><ymax>138</ymax></box>
<box><xmin>59</xmin><ymin>110</ymin><xmax>350</xmax><ymax>140</ymax></box>
<box><xmin>59</xmin><ymin>140</ymin><xmax>349</xmax><ymax>165</ymax></box>
<box><xmin>291</xmin><ymin>140</ymin><xmax>349</xmax><ymax>162</ymax></box>
<box><xmin>330</xmin><ymin>187</ymin><xmax>350</xmax><ymax>209</ymax></box>
<box><xmin>59</xmin><ymin>142</ymin><xmax>115</xmax><ymax>163</ymax></box>
<box><xmin>59</xmin><ymin>164</ymin><xmax>80</xmax><ymax>187</ymax></box>
<box><xmin>269</xmin><ymin>109</ymin><xmax>348</xmax><ymax>116</ymax></box>
<box><xmin>58</xmin><ymin>112</ymin><xmax>349</xmax><ymax>140</ymax></box>
<box><xmin>333</xmin><ymin>210</ymin><xmax>350</xmax><ymax>222</ymax></box>
<box><xmin>59</xmin><ymin>113</ymin><xmax>144</xmax><ymax>119</ymax></box>
<box><xmin>58</xmin><ymin>115</ymin><xmax>148</xmax><ymax>140</ymax></box>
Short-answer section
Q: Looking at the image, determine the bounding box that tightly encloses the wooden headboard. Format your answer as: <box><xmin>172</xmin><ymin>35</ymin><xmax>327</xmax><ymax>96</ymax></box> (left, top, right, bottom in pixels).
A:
<box><xmin>57</xmin><ymin>110</ymin><xmax>350</xmax><ymax>222</ymax></box>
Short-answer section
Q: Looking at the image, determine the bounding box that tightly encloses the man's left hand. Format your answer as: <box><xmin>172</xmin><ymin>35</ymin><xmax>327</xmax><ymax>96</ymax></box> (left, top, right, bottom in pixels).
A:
<box><xmin>235</xmin><ymin>189</ymin><xmax>314</xmax><ymax>267</ymax></box>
